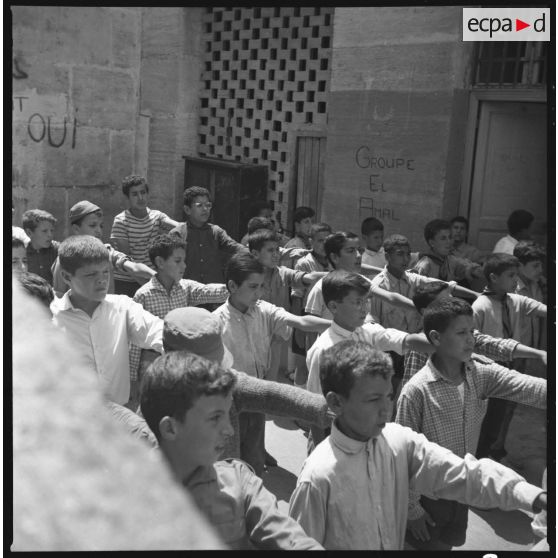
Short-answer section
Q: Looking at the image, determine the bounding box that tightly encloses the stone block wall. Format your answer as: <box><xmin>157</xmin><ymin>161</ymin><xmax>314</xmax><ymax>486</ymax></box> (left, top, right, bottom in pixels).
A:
<box><xmin>322</xmin><ymin>7</ymin><xmax>474</xmax><ymax>252</ymax></box>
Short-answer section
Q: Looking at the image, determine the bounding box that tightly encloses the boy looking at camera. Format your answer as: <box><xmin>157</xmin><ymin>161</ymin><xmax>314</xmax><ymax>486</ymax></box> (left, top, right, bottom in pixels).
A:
<box><xmin>288</xmin><ymin>340</ymin><xmax>547</xmax><ymax>550</ymax></box>
<box><xmin>23</xmin><ymin>209</ymin><xmax>60</xmax><ymax>284</ymax></box>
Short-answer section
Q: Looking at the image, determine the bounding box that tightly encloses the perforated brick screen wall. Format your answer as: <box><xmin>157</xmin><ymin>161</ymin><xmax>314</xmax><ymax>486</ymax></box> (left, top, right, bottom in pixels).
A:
<box><xmin>198</xmin><ymin>7</ymin><xmax>333</xmax><ymax>225</ymax></box>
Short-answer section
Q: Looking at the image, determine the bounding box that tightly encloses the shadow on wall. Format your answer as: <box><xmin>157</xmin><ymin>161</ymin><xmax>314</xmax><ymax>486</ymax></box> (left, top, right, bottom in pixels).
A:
<box><xmin>11</xmin><ymin>279</ymin><xmax>225</xmax><ymax>551</ymax></box>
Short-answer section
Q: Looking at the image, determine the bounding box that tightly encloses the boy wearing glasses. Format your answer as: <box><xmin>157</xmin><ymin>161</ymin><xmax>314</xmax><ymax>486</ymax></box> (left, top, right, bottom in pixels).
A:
<box><xmin>170</xmin><ymin>186</ymin><xmax>247</xmax><ymax>285</ymax></box>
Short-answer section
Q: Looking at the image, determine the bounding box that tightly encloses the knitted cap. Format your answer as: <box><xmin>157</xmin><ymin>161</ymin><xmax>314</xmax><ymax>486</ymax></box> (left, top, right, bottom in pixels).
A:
<box><xmin>69</xmin><ymin>200</ymin><xmax>102</xmax><ymax>224</ymax></box>
<box><xmin>163</xmin><ymin>307</ymin><xmax>233</xmax><ymax>369</ymax></box>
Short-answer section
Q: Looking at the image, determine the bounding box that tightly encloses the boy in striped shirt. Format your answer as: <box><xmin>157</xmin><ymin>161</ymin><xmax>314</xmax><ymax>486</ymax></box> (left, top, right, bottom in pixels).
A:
<box><xmin>110</xmin><ymin>175</ymin><xmax>180</xmax><ymax>297</ymax></box>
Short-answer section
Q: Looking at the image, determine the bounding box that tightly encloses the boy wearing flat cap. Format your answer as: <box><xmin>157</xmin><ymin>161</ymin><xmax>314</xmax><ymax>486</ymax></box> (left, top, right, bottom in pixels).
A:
<box><xmin>51</xmin><ymin>200</ymin><xmax>155</xmax><ymax>297</ymax></box>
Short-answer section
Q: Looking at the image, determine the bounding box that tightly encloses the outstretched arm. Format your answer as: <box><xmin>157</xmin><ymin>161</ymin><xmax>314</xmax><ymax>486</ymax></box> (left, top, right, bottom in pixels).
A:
<box><xmin>368</xmin><ymin>282</ymin><xmax>416</xmax><ymax>311</ymax></box>
<box><xmin>123</xmin><ymin>260</ymin><xmax>157</xmax><ymax>281</ymax></box>
<box><xmin>285</xmin><ymin>313</ymin><xmax>331</xmax><ymax>333</ymax></box>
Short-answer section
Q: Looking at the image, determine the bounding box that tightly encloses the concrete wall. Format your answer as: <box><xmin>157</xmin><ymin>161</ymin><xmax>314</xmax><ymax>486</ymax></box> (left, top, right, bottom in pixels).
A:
<box><xmin>12</xmin><ymin>7</ymin><xmax>202</xmax><ymax>240</ymax></box>
<box><xmin>322</xmin><ymin>7</ymin><xmax>475</xmax><ymax>252</ymax></box>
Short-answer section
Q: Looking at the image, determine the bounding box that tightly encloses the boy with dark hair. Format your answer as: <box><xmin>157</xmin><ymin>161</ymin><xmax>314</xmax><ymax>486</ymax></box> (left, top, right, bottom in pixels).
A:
<box><xmin>288</xmin><ymin>339</ymin><xmax>547</xmax><ymax>550</ymax></box>
<box><xmin>360</xmin><ymin>216</ymin><xmax>386</xmax><ymax>269</ymax></box>
<box><xmin>17</xmin><ymin>271</ymin><xmax>55</xmax><ymax>309</ymax></box>
<box><xmin>472</xmin><ymin>252</ymin><xmax>547</xmax><ymax>459</ymax></box>
<box><xmin>493</xmin><ymin>209</ymin><xmax>534</xmax><ymax>254</ymax></box>
<box><xmin>213</xmin><ymin>252</ymin><xmax>331</xmax><ymax>475</ymax></box>
<box><xmin>23</xmin><ymin>208</ymin><xmax>60</xmax><ymax>284</ymax></box>
<box><xmin>396</xmin><ymin>298</ymin><xmax>546</xmax><ymax>549</ymax></box>
<box><xmin>291</xmin><ymin>223</ymin><xmax>333</xmax><ymax>387</ymax></box>
<box><xmin>50</xmin><ymin>235</ymin><xmax>164</xmax><ymax>409</ymax></box>
<box><xmin>110</xmin><ymin>175</ymin><xmax>179</xmax><ymax>297</ymax></box>
<box><xmin>52</xmin><ymin>200</ymin><xmax>155</xmax><ymax>297</ymax></box>
<box><xmin>305</xmin><ymin>231</ymin><xmax>414</xmax><ymax>321</ymax></box>
<box><xmin>169</xmin><ymin>185</ymin><xmax>246</xmax><ymax>285</ymax></box>
<box><xmin>129</xmin><ymin>233</ymin><xmax>229</xmax><ymax>382</ymax></box>
<box><xmin>413</xmin><ymin>219</ymin><xmax>483</xmax><ymax>284</ymax></box>
<box><xmin>248</xmin><ymin>228</ymin><xmax>326</xmax><ymax>384</ymax></box>
<box><xmin>450</xmin><ymin>216</ymin><xmax>483</xmax><ymax>263</ymax></box>
<box><xmin>401</xmin><ymin>281</ymin><xmax>546</xmax><ymax>392</ymax></box>
<box><xmin>140</xmin><ymin>350</ymin><xmax>322</xmax><ymax>550</ymax></box>
<box><xmin>161</xmin><ymin>306</ymin><xmax>333</xmax><ymax>462</ymax></box>
<box><xmin>284</xmin><ymin>206</ymin><xmax>315</xmax><ymax>251</ymax></box>
<box><xmin>12</xmin><ymin>237</ymin><xmax>28</xmax><ymax>277</ymax></box>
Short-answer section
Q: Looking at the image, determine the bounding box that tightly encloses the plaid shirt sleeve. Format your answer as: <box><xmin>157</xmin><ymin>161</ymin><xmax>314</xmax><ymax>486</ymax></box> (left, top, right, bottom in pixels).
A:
<box><xmin>180</xmin><ymin>279</ymin><xmax>229</xmax><ymax>306</ymax></box>
<box><xmin>402</xmin><ymin>351</ymin><xmax>428</xmax><ymax>388</ymax></box>
<box><xmin>107</xmin><ymin>244</ymin><xmax>130</xmax><ymax>272</ymax></box>
<box><xmin>473</xmin><ymin>331</ymin><xmax>517</xmax><ymax>362</ymax></box>
<box><xmin>480</xmin><ymin>362</ymin><xmax>547</xmax><ymax>407</ymax></box>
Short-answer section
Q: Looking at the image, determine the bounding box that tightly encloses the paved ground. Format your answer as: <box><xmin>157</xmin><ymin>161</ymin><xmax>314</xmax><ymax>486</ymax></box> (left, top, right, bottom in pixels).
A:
<box><xmin>261</xmin><ymin>400</ymin><xmax>548</xmax><ymax>551</ymax></box>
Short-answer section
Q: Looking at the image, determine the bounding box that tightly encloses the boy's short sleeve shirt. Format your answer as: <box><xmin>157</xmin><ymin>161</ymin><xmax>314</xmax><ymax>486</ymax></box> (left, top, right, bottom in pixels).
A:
<box><xmin>492</xmin><ymin>235</ymin><xmax>518</xmax><ymax>254</ymax></box>
<box><xmin>213</xmin><ymin>300</ymin><xmax>292</xmax><ymax>379</ymax></box>
<box><xmin>362</xmin><ymin>248</ymin><xmax>387</xmax><ymax>269</ymax></box>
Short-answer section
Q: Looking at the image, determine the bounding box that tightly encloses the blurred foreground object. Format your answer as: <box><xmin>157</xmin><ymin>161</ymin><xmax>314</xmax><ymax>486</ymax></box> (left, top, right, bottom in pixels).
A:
<box><xmin>12</xmin><ymin>279</ymin><xmax>224</xmax><ymax>550</ymax></box>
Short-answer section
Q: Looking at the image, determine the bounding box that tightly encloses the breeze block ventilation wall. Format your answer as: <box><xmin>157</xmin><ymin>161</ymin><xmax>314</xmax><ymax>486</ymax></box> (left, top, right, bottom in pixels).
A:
<box><xmin>198</xmin><ymin>6</ymin><xmax>333</xmax><ymax>226</ymax></box>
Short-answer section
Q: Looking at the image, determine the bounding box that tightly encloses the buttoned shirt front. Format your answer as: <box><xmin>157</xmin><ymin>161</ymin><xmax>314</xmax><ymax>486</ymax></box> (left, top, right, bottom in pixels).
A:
<box><xmin>50</xmin><ymin>293</ymin><xmax>163</xmax><ymax>404</ymax></box>
<box><xmin>289</xmin><ymin>421</ymin><xmax>543</xmax><ymax>550</ymax></box>
<box><xmin>213</xmin><ymin>299</ymin><xmax>291</xmax><ymax>378</ymax></box>
<box><xmin>369</xmin><ymin>269</ymin><xmax>435</xmax><ymax>332</ymax></box>
<box><xmin>129</xmin><ymin>275</ymin><xmax>229</xmax><ymax>379</ymax></box>
<box><xmin>185</xmin><ymin>459</ymin><xmax>322</xmax><ymax>550</ymax></box>
<box><xmin>306</xmin><ymin>321</ymin><xmax>407</xmax><ymax>395</ymax></box>
<box><xmin>260</xmin><ymin>266</ymin><xmax>305</xmax><ymax>311</ymax></box>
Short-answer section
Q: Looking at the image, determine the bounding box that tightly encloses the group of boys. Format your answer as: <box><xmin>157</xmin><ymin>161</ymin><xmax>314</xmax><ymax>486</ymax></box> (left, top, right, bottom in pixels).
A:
<box><xmin>11</xmin><ymin>176</ymin><xmax>548</xmax><ymax>550</ymax></box>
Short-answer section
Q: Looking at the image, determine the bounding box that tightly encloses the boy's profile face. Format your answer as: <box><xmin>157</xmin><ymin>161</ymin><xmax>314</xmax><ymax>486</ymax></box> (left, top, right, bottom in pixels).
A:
<box><xmin>451</xmin><ymin>221</ymin><xmax>467</xmax><ymax>244</ymax></box>
<box><xmin>332</xmin><ymin>372</ymin><xmax>393</xmax><ymax>441</ymax></box>
<box><xmin>428</xmin><ymin>229</ymin><xmax>451</xmax><ymax>257</ymax></box>
<box><xmin>258</xmin><ymin>207</ymin><xmax>273</xmax><ymax>219</ymax></box>
<box><xmin>251</xmin><ymin>241</ymin><xmax>280</xmax><ymax>269</ymax></box>
<box><xmin>169</xmin><ymin>392</ymin><xmax>234</xmax><ymax>470</ymax></box>
<box><xmin>385</xmin><ymin>246</ymin><xmax>411</xmax><ymax>274</ymax></box>
<box><xmin>12</xmin><ymin>246</ymin><xmax>28</xmax><ymax>276</ymax></box>
<box><xmin>520</xmin><ymin>260</ymin><xmax>543</xmax><ymax>282</ymax></box>
<box><xmin>62</xmin><ymin>260</ymin><xmax>110</xmax><ymax>302</ymax></box>
<box><xmin>332</xmin><ymin>238</ymin><xmax>361</xmax><ymax>271</ymax></box>
<box><xmin>296</xmin><ymin>217</ymin><xmax>313</xmax><ymax>237</ymax></box>
<box><xmin>127</xmin><ymin>183</ymin><xmax>149</xmax><ymax>213</ymax></box>
<box><xmin>156</xmin><ymin>247</ymin><xmax>187</xmax><ymax>282</ymax></box>
<box><xmin>72</xmin><ymin>212</ymin><xmax>103</xmax><ymax>239</ymax></box>
<box><xmin>229</xmin><ymin>272</ymin><xmax>264</xmax><ymax>311</ymax></box>
<box><xmin>328</xmin><ymin>289</ymin><xmax>368</xmax><ymax>331</ymax></box>
<box><xmin>364</xmin><ymin>230</ymin><xmax>384</xmax><ymax>252</ymax></box>
<box><xmin>185</xmin><ymin>195</ymin><xmax>212</xmax><ymax>226</ymax></box>
<box><xmin>27</xmin><ymin>220</ymin><xmax>55</xmax><ymax>249</ymax></box>
<box><xmin>311</xmin><ymin>231</ymin><xmax>329</xmax><ymax>257</ymax></box>
<box><xmin>430</xmin><ymin>314</ymin><xmax>475</xmax><ymax>363</ymax></box>
<box><xmin>489</xmin><ymin>267</ymin><xmax>519</xmax><ymax>293</ymax></box>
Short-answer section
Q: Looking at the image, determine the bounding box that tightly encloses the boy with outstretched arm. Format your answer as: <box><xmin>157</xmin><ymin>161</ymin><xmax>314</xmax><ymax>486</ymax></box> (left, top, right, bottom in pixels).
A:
<box><xmin>396</xmin><ymin>297</ymin><xmax>546</xmax><ymax>549</ymax></box>
<box><xmin>288</xmin><ymin>340</ymin><xmax>547</xmax><ymax>550</ymax></box>
<box><xmin>212</xmin><ymin>252</ymin><xmax>331</xmax><ymax>476</ymax></box>
<box><xmin>50</xmin><ymin>236</ymin><xmax>164</xmax><ymax>409</ymax></box>
<box><xmin>129</xmin><ymin>233</ymin><xmax>229</xmax><ymax>381</ymax></box>
<box><xmin>140</xmin><ymin>351</ymin><xmax>323</xmax><ymax>550</ymax></box>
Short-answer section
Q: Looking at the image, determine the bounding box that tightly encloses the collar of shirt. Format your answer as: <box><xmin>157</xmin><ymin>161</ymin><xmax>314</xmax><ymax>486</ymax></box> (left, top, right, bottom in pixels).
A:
<box><xmin>330</xmin><ymin>320</ymin><xmax>359</xmax><ymax>338</ymax></box>
<box><xmin>422</xmin><ymin>356</ymin><xmax>473</xmax><ymax>385</ymax></box>
<box><xmin>224</xmin><ymin>298</ymin><xmax>257</xmax><ymax>319</ymax></box>
<box><xmin>421</xmin><ymin>252</ymin><xmax>446</xmax><ymax>267</ymax></box>
<box><xmin>151</xmin><ymin>274</ymin><xmax>180</xmax><ymax>295</ymax></box>
<box><xmin>330</xmin><ymin>420</ymin><xmax>376</xmax><ymax>455</ymax></box>
<box><xmin>383</xmin><ymin>268</ymin><xmax>410</xmax><ymax>286</ymax></box>
<box><xmin>50</xmin><ymin>289</ymin><xmax>106</xmax><ymax>316</ymax></box>
<box><xmin>27</xmin><ymin>244</ymin><xmax>52</xmax><ymax>255</ymax></box>
<box><xmin>186</xmin><ymin>219</ymin><xmax>211</xmax><ymax>230</ymax></box>
<box><xmin>482</xmin><ymin>288</ymin><xmax>508</xmax><ymax>302</ymax></box>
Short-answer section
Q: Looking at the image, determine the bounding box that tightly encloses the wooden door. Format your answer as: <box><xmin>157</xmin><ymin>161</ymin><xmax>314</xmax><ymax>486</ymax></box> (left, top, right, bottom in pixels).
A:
<box><xmin>294</xmin><ymin>135</ymin><xmax>326</xmax><ymax>220</ymax></box>
<box><xmin>467</xmin><ymin>102</ymin><xmax>547</xmax><ymax>251</ymax></box>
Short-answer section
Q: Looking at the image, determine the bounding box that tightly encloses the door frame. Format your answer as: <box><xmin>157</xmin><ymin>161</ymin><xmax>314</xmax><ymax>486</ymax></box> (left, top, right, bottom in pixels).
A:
<box><xmin>459</xmin><ymin>88</ymin><xmax>547</xmax><ymax>224</ymax></box>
